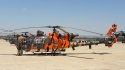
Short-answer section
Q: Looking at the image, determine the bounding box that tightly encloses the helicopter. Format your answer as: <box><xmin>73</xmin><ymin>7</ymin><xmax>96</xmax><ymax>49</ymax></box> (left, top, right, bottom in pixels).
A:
<box><xmin>5</xmin><ymin>26</ymin><xmax>79</xmax><ymax>56</ymax></box>
<box><xmin>2</xmin><ymin>24</ymin><xmax>124</xmax><ymax>56</ymax></box>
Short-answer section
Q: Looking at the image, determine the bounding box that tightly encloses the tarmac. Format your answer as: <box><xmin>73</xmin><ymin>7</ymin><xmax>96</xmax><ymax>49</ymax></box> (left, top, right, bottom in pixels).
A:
<box><xmin>0</xmin><ymin>39</ymin><xmax>125</xmax><ymax>70</ymax></box>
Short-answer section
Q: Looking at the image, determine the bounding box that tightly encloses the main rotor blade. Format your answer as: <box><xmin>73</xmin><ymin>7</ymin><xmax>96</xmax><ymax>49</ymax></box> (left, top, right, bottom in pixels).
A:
<box><xmin>64</xmin><ymin>27</ymin><xmax>105</xmax><ymax>36</ymax></box>
<box><xmin>10</xmin><ymin>25</ymin><xmax>64</xmax><ymax>31</ymax></box>
<box><xmin>10</xmin><ymin>26</ymin><xmax>50</xmax><ymax>31</ymax></box>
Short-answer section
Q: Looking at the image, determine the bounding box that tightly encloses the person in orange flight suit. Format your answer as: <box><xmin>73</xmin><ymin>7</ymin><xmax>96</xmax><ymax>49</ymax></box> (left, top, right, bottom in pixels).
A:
<box><xmin>57</xmin><ymin>33</ymin><xmax>63</xmax><ymax>50</ymax></box>
<box><xmin>63</xmin><ymin>32</ymin><xmax>71</xmax><ymax>48</ymax></box>
<box><xmin>52</xmin><ymin>31</ymin><xmax>60</xmax><ymax>50</ymax></box>
<box><xmin>112</xmin><ymin>24</ymin><xmax>118</xmax><ymax>43</ymax></box>
<box><xmin>107</xmin><ymin>24</ymin><xmax>117</xmax><ymax>47</ymax></box>
<box><xmin>107</xmin><ymin>24</ymin><xmax>117</xmax><ymax>36</ymax></box>
<box><xmin>59</xmin><ymin>32</ymin><xmax>71</xmax><ymax>51</ymax></box>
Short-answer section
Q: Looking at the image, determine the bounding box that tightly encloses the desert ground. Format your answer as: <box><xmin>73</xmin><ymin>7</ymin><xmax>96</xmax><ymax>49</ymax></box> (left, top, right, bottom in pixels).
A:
<box><xmin>0</xmin><ymin>39</ymin><xmax>125</xmax><ymax>70</ymax></box>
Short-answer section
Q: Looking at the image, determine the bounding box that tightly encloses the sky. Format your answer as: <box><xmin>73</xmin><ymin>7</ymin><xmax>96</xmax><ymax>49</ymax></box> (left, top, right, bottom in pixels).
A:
<box><xmin>0</xmin><ymin>0</ymin><xmax>125</xmax><ymax>35</ymax></box>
